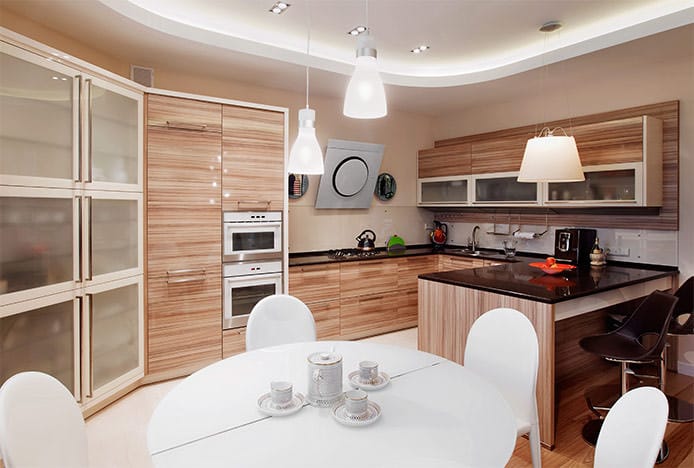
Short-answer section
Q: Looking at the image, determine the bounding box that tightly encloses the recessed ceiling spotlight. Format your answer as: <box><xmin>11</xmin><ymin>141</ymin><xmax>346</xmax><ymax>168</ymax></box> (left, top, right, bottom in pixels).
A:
<box><xmin>539</xmin><ymin>21</ymin><xmax>562</xmax><ymax>33</ymax></box>
<box><xmin>347</xmin><ymin>25</ymin><xmax>368</xmax><ymax>36</ymax></box>
<box><xmin>269</xmin><ymin>2</ymin><xmax>290</xmax><ymax>14</ymax></box>
<box><xmin>411</xmin><ymin>45</ymin><xmax>430</xmax><ymax>53</ymax></box>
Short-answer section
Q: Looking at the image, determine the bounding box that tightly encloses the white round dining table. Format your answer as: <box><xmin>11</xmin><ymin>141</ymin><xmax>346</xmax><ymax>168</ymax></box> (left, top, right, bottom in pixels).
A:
<box><xmin>147</xmin><ymin>341</ymin><xmax>517</xmax><ymax>468</ymax></box>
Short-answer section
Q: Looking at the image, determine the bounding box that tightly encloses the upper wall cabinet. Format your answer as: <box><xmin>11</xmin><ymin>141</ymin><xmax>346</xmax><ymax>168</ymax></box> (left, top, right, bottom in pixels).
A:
<box><xmin>417</xmin><ymin>115</ymin><xmax>663</xmax><ymax>208</ymax></box>
<box><xmin>544</xmin><ymin>116</ymin><xmax>663</xmax><ymax>207</ymax></box>
<box><xmin>0</xmin><ymin>42</ymin><xmax>143</xmax><ymax>192</ymax></box>
<box><xmin>418</xmin><ymin>143</ymin><xmax>471</xmax><ymax>178</ymax></box>
<box><xmin>222</xmin><ymin>105</ymin><xmax>285</xmax><ymax>212</ymax></box>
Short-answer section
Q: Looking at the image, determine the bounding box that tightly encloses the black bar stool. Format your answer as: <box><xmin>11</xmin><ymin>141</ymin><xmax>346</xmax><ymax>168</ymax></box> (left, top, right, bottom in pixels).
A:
<box><xmin>579</xmin><ymin>290</ymin><xmax>679</xmax><ymax>458</ymax></box>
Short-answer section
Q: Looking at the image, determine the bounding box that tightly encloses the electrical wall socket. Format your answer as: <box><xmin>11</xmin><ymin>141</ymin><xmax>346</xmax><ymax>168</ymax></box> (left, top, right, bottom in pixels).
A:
<box><xmin>609</xmin><ymin>247</ymin><xmax>630</xmax><ymax>257</ymax></box>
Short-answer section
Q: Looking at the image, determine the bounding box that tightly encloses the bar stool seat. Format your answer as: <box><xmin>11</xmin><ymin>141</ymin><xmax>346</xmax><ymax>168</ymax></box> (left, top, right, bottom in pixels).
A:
<box><xmin>578</xmin><ymin>290</ymin><xmax>679</xmax><ymax>461</ymax></box>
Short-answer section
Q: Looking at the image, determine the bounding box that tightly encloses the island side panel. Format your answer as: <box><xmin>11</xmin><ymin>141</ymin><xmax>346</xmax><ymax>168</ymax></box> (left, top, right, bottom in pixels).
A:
<box><xmin>418</xmin><ymin>278</ymin><xmax>556</xmax><ymax>448</ymax></box>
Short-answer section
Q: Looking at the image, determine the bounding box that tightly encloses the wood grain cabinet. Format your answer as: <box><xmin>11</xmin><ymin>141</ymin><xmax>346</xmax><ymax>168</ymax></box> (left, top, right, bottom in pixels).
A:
<box><xmin>340</xmin><ymin>291</ymin><xmax>401</xmax><ymax>339</ymax></box>
<box><xmin>438</xmin><ymin>255</ymin><xmax>485</xmax><ymax>271</ymax></box>
<box><xmin>222</xmin><ymin>105</ymin><xmax>285</xmax><ymax>212</ymax></box>
<box><xmin>222</xmin><ymin>327</ymin><xmax>246</xmax><ymax>358</ymax></box>
<box><xmin>146</xmin><ymin>94</ymin><xmax>222</xmax><ymax>380</ymax></box>
<box><xmin>288</xmin><ymin>264</ymin><xmax>341</xmax><ymax>340</ymax></box>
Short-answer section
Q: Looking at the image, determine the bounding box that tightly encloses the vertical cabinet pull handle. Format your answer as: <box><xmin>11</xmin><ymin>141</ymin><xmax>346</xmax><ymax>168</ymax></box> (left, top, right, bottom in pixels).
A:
<box><xmin>75</xmin><ymin>196</ymin><xmax>83</xmax><ymax>283</ymax></box>
<box><xmin>86</xmin><ymin>293</ymin><xmax>94</xmax><ymax>398</ymax></box>
<box><xmin>84</xmin><ymin>78</ymin><xmax>93</xmax><ymax>183</ymax></box>
<box><xmin>75</xmin><ymin>75</ymin><xmax>83</xmax><ymax>183</ymax></box>
<box><xmin>86</xmin><ymin>196</ymin><xmax>93</xmax><ymax>281</ymax></box>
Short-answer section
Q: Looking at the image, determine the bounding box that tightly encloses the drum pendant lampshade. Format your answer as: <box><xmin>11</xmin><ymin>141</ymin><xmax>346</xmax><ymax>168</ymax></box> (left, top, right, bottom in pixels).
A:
<box><xmin>343</xmin><ymin>34</ymin><xmax>387</xmax><ymax>119</ymax></box>
<box><xmin>518</xmin><ymin>130</ymin><xmax>584</xmax><ymax>182</ymax></box>
<box><xmin>288</xmin><ymin>108</ymin><xmax>323</xmax><ymax>174</ymax></box>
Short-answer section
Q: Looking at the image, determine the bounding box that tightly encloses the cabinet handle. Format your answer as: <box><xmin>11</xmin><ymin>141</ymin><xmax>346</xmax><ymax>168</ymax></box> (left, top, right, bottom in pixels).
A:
<box><xmin>85</xmin><ymin>78</ymin><xmax>93</xmax><ymax>183</ymax></box>
<box><xmin>86</xmin><ymin>293</ymin><xmax>94</xmax><ymax>398</ymax></box>
<box><xmin>75</xmin><ymin>196</ymin><xmax>83</xmax><ymax>283</ymax></box>
<box><xmin>166</xmin><ymin>269</ymin><xmax>207</xmax><ymax>284</ymax></box>
<box><xmin>75</xmin><ymin>76</ymin><xmax>83</xmax><ymax>183</ymax></box>
<box><xmin>76</xmin><ymin>295</ymin><xmax>83</xmax><ymax>403</ymax></box>
<box><xmin>235</xmin><ymin>200</ymin><xmax>271</xmax><ymax>210</ymax></box>
<box><xmin>86</xmin><ymin>196</ymin><xmax>93</xmax><ymax>281</ymax></box>
<box><xmin>166</xmin><ymin>121</ymin><xmax>208</xmax><ymax>132</ymax></box>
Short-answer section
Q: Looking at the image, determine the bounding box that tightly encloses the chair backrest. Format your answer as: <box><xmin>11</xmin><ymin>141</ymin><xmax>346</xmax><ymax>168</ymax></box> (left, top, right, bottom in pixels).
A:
<box><xmin>0</xmin><ymin>371</ymin><xmax>88</xmax><ymax>468</ymax></box>
<box><xmin>245</xmin><ymin>294</ymin><xmax>317</xmax><ymax>351</ymax></box>
<box><xmin>464</xmin><ymin>308</ymin><xmax>539</xmax><ymax>427</ymax></box>
<box><xmin>594</xmin><ymin>386</ymin><xmax>668</xmax><ymax>468</ymax></box>
<box><xmin>671</xmin><ymin>276</ymin><xmax>693</xmax><ymax>334</ymax></box>
<box><xmin>614</xmin><ymin>290</ymin><xmax>678</xmax><ymax>358</ymax></box>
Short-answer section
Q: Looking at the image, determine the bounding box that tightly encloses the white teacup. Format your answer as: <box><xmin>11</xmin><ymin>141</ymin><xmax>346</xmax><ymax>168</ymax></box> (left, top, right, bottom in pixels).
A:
<box><xmin>270</xmin><ymin>381</ymin><xmax>293</xmax><ymax>408</ymax></box>
<box><xmin>359</xmin><ymin>360</ymin><xmax>379</xmax><ymax>384</ymax></box>
<box><xmin>344</xmin><ymin>389</ymin><xmax>369</xmax><ymax>418</ymax></box>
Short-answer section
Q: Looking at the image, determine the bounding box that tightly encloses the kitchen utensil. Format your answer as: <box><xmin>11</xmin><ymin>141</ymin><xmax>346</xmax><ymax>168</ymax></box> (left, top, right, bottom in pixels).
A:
<box><xmin>431</xmin><ymin>221</ymin><xmax>448</xmax><ymax>246</ymax></box>
<box><xmin>386</xmin><ymin>234</ymin><xmax>406</xmax><ymax>252</ymax></box>
<box><xmin>356</xmin><ymin>229</ymin><xmax>376</xmax><ymax>251</ymax></box>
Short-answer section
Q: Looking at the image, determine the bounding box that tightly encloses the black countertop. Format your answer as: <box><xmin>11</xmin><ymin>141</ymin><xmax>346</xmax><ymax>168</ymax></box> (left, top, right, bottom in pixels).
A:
<box><xmin>289</xmin><ymin>245</ymin><xmax>518</xmax><ymax>267</ymax></box>
<box><xmin>418</xmin><ymin>261</ymin><xmax>677</xmax><ymax>304</ymax></box>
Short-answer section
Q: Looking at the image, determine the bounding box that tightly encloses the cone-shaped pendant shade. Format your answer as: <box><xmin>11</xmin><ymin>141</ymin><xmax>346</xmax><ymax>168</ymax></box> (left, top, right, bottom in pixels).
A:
<box><xmin>288</xmin><ymin>108</ymin><xmax>324</xmax><ymax>174</ymax></box>
<box><xmin>518</xmin><ymin>133</ymin><xmax>584</xmax><ymax>182</ymax></box>
<box><xmin>343</xmin><ymin>35</ymin><xmax>387</xmax><ymax>119</ymax></box>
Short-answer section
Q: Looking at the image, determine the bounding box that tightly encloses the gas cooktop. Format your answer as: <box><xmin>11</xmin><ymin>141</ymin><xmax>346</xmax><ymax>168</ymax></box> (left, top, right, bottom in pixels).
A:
<box><xmin>327</xmin><ymin>248</ymin><xmax>385</xmax><ymax>260</ymax></box>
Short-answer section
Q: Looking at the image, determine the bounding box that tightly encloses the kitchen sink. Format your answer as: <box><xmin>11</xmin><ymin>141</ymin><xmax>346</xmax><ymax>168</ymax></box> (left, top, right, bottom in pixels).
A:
<box><xmin>456</xmin><ymin>249</ymin><xmax>481</xmax><ymax>256</ymax></box>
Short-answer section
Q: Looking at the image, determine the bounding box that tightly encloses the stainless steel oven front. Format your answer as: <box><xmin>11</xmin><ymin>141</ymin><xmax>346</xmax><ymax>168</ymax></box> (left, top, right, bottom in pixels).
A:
<box><xmin>223</xmin><ymin>260</ymin><xmax>283</xmax><ymax>329</ymax></box>
<box><xmin>223</xmin><ymin>211</ymin><xmax>282</xmax><ymax>262</ymax></box>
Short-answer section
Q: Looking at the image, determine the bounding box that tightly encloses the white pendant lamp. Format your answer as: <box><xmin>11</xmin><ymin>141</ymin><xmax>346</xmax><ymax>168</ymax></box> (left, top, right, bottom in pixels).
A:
<box><xmin>518</xmin><ymin>21</ymin><xmax>583</xmax><ymax>183</ymax></box>
<box><xmin>343</xmin><ymin>34</ymin><xmax>387</xmax><ymax>119</ymax></box>
<box><xmin>287</xmin><ymin>5</ymin><xmax>324</xmax><ymax>175</ymax></box>
<box><xmin>288</xmin><ymin>108</ymin><xmax>323</xmax><ymax>174</ymax></box>
<box><xmin>518</xmin><ymin>127</ymin><xmax>584</xmax><ymax>182</ymax></box>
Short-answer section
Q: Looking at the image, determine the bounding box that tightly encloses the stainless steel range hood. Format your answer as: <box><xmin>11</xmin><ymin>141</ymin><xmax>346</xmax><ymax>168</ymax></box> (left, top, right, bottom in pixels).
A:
<box><xmin>315</xmin><ymin>139</ymin><xmax>384</xmax><ymax>209</ymax></box>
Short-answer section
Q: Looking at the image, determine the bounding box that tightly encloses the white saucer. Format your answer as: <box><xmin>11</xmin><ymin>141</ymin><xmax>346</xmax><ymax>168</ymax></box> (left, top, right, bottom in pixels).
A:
<box><xmin>331</xmin><ymin>400</ymin><xmax>381</xmax><ymax>427</ymax></box>
<box><xmin>257</xmin><ymin>392</ymin><xmax>305</xmax><ymax>417</ymax></box>
<box><xmin>348</xmin><ymin>371</ymin><xmax>390</xmax><ymax>391</ymax></box>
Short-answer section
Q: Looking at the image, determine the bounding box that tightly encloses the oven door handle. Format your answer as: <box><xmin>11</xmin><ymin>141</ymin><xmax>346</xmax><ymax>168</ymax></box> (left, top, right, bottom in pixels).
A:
<box><xmin>224</xmin><ymin>221</ymin><xmax>282</xmax><ymax>229</ymax></box>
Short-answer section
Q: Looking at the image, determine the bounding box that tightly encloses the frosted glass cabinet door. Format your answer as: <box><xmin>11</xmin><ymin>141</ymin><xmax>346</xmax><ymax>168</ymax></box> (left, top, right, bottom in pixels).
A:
<box><xmin>88</xmin><ymin>193</ymin><xmax>142</xmax><ymax>280</ymax></box>
<box><xmin>89</xmin><ymin>278</ymin><xmax>142</xmax><ymax>393</ymax></box>
<box><xmin>0</xmin><ymin>43</ymin><xmax>77</xmax><ymax>186</ymax></box>
<box><xmin>0</xmin><ymin>293</ymin><xmax>78</xmax><ymax>396</ymax></box>
<box><xmin>0</xmin><ymin>189</ymin><xmax>76</xmax><ymax>302</ymax></box>
<box><xmin>474</xmin><ymin>176</ymin><xmax>539</xmax><ymax>204</ymax></box>
<box><xmin>418</xmin><ymin>178</ymin><xmax>469</xmax><ymax>205</ymax></box>
<box><xmin>87</xmin><ymin>78</ymin><xmax>142</xmax><ymax>188</ymax></box>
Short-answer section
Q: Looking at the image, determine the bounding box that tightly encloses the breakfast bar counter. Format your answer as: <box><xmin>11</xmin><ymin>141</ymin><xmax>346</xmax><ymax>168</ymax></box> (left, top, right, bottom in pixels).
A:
<box><xmin>417</xmin><ymin>261</ymin><xmax>677</xmax><ymax>448</ymax></box>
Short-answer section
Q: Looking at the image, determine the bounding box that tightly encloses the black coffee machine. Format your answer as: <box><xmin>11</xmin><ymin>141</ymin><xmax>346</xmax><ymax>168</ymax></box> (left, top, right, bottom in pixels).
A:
<box><xmin>554</xmin><ymin>228</ymin><xmax>597</xmax><ymax>265</ymax></box>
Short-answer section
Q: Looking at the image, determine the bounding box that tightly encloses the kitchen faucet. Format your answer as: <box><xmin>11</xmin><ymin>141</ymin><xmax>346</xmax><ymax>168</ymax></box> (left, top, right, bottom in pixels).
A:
<box><xmin>471</xmin><ymin>225</ymin><xmax>480</xmax><ymax>252</ymax></box>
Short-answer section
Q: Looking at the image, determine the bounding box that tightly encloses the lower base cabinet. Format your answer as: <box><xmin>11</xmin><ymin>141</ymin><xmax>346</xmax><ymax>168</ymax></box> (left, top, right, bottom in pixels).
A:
<box><xmin>309</xmin><ymin>300</ymin><xmax>341</xmax><ymax>340</ymax></box>
<box><xmin>222</xmin><ymin>327</ymin><xmax>246</xmax><ymax>358</ymax></box>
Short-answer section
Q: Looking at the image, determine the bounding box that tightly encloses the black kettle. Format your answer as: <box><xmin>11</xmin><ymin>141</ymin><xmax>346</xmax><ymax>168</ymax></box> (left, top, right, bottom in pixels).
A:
<box><xmin>356</xmin><ymin>229</ymin><xmax>376</xmax><ymax>251</ymax></box>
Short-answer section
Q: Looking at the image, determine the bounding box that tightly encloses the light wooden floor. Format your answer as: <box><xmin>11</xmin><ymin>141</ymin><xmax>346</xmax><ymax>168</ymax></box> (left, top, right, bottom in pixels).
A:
<box><xmin>83</xmin><ymin>327</ymin><xmax>693</xmax><ymax>467</ymax></box>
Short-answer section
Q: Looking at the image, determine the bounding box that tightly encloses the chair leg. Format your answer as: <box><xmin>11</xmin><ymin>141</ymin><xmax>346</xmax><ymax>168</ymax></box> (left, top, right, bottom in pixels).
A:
<box><xmin>529</xmin><ymin>423</ymin><xmax>542</xmax><ymax>468</ymax></box>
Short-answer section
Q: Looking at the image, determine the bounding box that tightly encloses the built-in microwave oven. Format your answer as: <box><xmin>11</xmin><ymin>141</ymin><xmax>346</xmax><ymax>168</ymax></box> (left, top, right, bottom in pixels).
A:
<box><xmin>223</xmin><ymin>211</ymin><xmax>282</xmax><ymax>262</ymax></box>
<box><xmin>223</xmin><ymin>260</ymin><xmax>283</xmax><ymax>329</ymax></box>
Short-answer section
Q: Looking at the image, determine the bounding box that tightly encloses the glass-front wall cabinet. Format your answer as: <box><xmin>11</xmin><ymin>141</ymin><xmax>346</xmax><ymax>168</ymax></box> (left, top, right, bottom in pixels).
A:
<box><xmin>545</xmin><ymin>163</ymin><xmax>643</xmax><ymax>206</ymax></box>
<box><xmin>472</xmin><ymin>173</ymin><xmax>541</xmax><ymax>205</ymax></box>
<box><xmin>418</xmin><ymin>177</ymin><xmax>470</xmax><ymax>206</ymax></box>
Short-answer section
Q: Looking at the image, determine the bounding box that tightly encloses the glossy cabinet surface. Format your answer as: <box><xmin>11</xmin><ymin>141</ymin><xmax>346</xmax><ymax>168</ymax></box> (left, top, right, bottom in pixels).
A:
<box><xmin>146</xmin><ymin>94</ymin><xmax>222</xmax><ymax>379</ymax></box>
<box><xmin>222</xmin><ymin>105</ymin><xmax>285</xmax><ymax>211</ymax></box>
<box><xmin>547</xmin><ymin>165</ymin><xmax>637</xmax><ymax>204</ymax></box>
<box><xmin>473</xmin><ymin>173</ymin><xmax>540</xmax><ymax>205</ymax></box>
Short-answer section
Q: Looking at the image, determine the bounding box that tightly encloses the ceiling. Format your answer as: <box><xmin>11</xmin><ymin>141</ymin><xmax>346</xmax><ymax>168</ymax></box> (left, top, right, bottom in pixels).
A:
<box><xmin>2</xmin><ymin>0</ymin><xmax>693</xmax><ymax>116</ymax></box>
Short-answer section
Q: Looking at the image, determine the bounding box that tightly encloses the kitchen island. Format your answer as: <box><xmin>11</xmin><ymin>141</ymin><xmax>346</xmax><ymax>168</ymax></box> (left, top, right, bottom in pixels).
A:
<box><xmin>418</xmin><ymin>261</ymin><xmax>677</xmax><ymax>448</ymax></box>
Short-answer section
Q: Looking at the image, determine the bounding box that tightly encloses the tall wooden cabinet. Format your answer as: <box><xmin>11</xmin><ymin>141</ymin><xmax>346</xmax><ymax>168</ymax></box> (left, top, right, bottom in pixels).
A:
<box><xmin>145</xmin><ymin>94</ymin><xmax>222</xmax><ymax>380</ymax></box>
<box><xmin>222</xmin><ymin>105</ymin><xmax>285</xmax><ymax>211</ymax></box>
<box><xmin>0</xmin><ymin>39</ymin><xmax>144</xmax><ymax>412</ymax></box>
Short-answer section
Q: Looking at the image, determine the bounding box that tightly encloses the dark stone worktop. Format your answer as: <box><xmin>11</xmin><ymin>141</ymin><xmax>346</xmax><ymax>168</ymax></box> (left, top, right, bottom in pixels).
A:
<box><xmin>419</xmin><ymin>261</ymin><xmax>677</xmax><ymax>304</ymax></box>
<box><xmin>289</xmin><ymin>245</ymin><xmax>518</xmax><ymax>267</ymax></box>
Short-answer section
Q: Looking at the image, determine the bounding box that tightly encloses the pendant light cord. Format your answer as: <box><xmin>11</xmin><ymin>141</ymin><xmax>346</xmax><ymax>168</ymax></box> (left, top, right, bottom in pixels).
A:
<box><xmin>305</xmin><ymin>1</ymin><xmax>311</xmax><ymax>109</ymax></box>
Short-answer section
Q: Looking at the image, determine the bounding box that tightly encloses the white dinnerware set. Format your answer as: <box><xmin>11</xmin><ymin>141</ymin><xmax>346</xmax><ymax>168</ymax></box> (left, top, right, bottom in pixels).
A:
<box><xmin>256</xmin><ymin>351</ymin><xmax>390</xmax><ymax>427</ymax></box>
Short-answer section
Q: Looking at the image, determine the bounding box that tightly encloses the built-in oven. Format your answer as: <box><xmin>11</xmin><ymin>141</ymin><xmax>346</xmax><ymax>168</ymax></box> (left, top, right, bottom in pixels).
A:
<box><xmin>223</xmin><ymin>260</ymin><xmax>283</xmax><ymax>329</ymax></box>
<box><xmin>223</xmin><ymin>211</ymin><xmax>282</xmax><ymax>262</ymax></box>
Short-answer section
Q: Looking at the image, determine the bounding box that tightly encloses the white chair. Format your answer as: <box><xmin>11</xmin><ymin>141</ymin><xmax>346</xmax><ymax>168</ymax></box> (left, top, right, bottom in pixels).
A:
<box><xmin>0</xmin><ymin>371</ymin><xmax>88</xmax><ymax>468</ymax></box>
<box><xmin>464</xmin><ymin>308</ymin><xmax>541</xmax><ymax>468</ymax></box>
<box><xmin>593</xmin><ymin>386</ymin><xmax>668</xmax><ymax>468</ymax></box>
<box><xmin>245</xmin><ymin>294</ymin><xmax>317</xmax><ymax>351</ymax></box>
